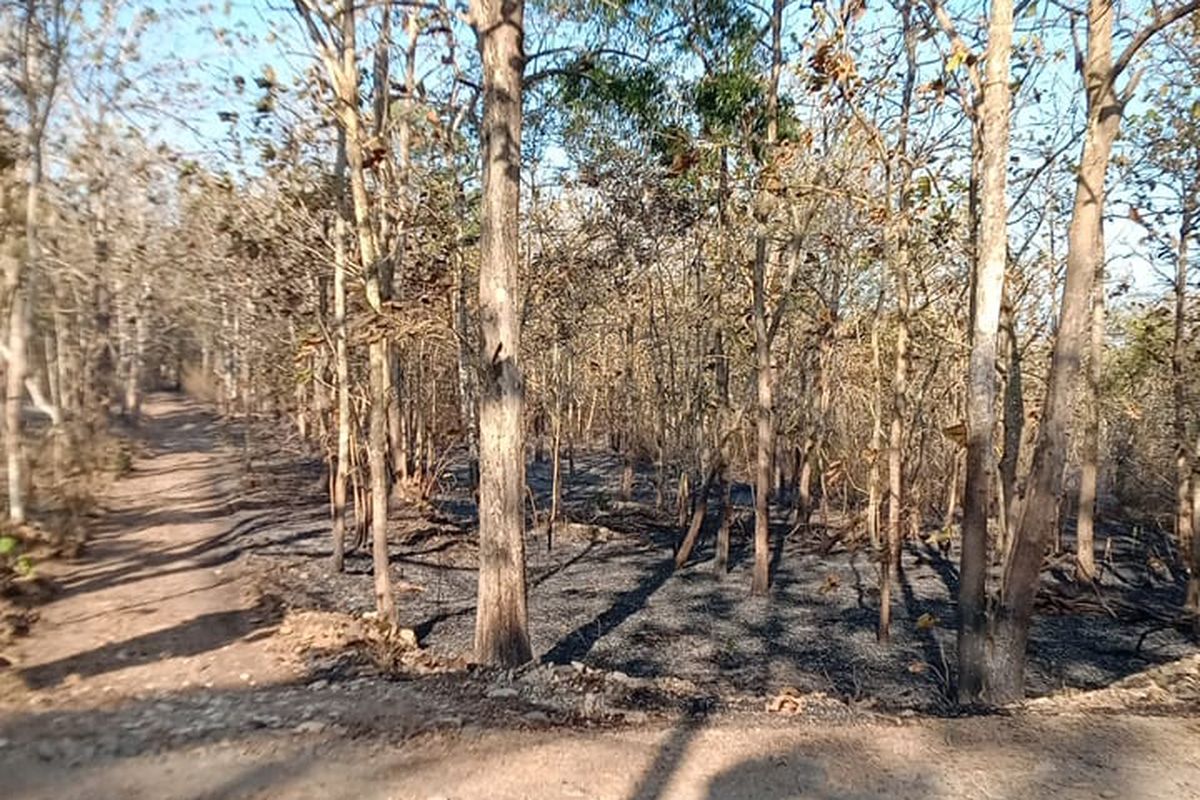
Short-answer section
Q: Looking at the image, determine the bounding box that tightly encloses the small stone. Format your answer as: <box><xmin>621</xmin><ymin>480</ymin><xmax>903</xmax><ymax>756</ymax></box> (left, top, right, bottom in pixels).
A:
<box><xmin>621</xmin><ymin>710</ymin><xmax>650</xmax><ymax>724</ymax></box>
<box><xmin>294</xmin><ymin>721</ymin><xmax>326</xmax><ymax>735</ymax></box>
<box><xmin>521</xmin><ymin>711</ymin><xmax>550</xmax><ymax>724</ymax></box>
<box><xmin>239</xmin><ymin>673</ymin><xmax>251</xmax><ymax>682</ymax></box>
<box><xmin>35</xmin><ymin>740</ymin><xmax>57</xmax><ymax>761</ymax></box>
<box><xmin>486</xmin><ymin>687</ymin><xmax>519</xmax><ymax>700</ymax></box>
<box><xmin>308</xmin><ymin>679</ymin><xmax>329</xmax><ymax>691</ymax></box>
<box><xmin>607</xmin><ymin>671</ymin><xmax>648</xmax><ymax>689</ymax></box>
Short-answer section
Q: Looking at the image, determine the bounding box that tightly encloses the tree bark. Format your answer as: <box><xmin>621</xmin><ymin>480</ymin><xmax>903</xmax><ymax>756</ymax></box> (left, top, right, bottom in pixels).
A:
<box><xmin>866</xmin><ymin>296</ymin><xmax>884</xmax><ymax>550</ymax></box>
<box><xmin>880</xmin><ymin>1</ymin><xmax>917</xmax><ymax>644</ymax></box>
<box><xmin>714</xmin><ymin>462</ymin><xmax>732</xmax><ymax>575</ymax></box>
<box><xmin>987</xmin><ymin>0</ymin><xmax>1126</xmax><ymax>704</ymax></box>
<box><xmin>1076</xmin><ymin>255</ymin><xmax>1105</xmax><ymax>581</ymax></box>
<box><xmin>997</xmin><ymin>298</ymin><xmax>1024</xmax><ymax>552</ymax></box>
<box><xmin>676</xmin><ymin>459</ymin><xmax>719</xmax><ymax>569</ymax></box>
<box><xmin>471</xmin><ymin>0</ymin><xmax>533</xmax><ymax>666</ymax></box>
<box><xmin>298</xmin><ymin>0</ymin><xmax>400</xmax><ymax>627</ymax></box>
<box><xmin>1174</xmin><ymin>211</ymin><xmax>1194</xmax><ymax>574</ymax></box>
<box><xmin>1188</xmin><ymin>429</ymin><xmax>1200</xmax><ymax>620</ymax></box>
<box><xmin>957</xmin><ymin>0</ymin><xmax>1014</xmax><ymax>704</ymax></box>
<box><xmin>331</xmin><ymin>131</ymin><xmax>350</xmax><ymax>574</ymax></box>
<box><xmin>750</xmin><ymin>0</ymin><xmax>784</xmax><ymax>597</ymax></box>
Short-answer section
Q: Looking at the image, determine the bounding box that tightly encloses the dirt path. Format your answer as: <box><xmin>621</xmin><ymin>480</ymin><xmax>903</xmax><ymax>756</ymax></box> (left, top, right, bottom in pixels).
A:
<box><xmin>2</xmin><ymin>395</ymin><xmax>1199</xmax><ymax>799</ymax></box>
<box><xmin>2</xmin><ymin>395</ymin><xmax>296</xmax><ymax>702</ymax></box>
<box><xmin>5</xmin><ymin>711</ymin><xmax>1200</xmax><ymax>799</ymax></box>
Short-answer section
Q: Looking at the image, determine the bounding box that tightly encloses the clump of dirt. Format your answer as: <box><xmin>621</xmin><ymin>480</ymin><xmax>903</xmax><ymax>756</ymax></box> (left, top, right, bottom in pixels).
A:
<box><xmin>1026</xmin><ymin>654</ymin><xmax>1200</xmax><ymax>713</ymax></box>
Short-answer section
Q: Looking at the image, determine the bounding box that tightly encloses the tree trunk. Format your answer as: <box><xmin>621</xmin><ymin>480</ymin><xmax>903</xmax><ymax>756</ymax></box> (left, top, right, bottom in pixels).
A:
<box><xmin>1076</xmin><ymin>255</ymin><xmax>1105</xmax><ymax>581</ymax></box>
<box><xmin>987</xmin><ymin>0</ymin><xmax>1124</xmax><ymax>704</ymax></box>
<box><xmin>750</xmin><ymin>233</ymin><xmax>774</xmax><ymax>595</ymax></box>
<box><xmin>881</xmin><ymin>250</ymin><xmax>909</xmax><ymax>644</ymax></box>
<box><xmin>6</xmin><ymin>280</ymin><xmax>30</xmax><ymax>524</ymax></box>
<box><xmin>714</xmin><ymin>462</ymin><xmax>732</xmax><ymax>575</ymax></box>
<box><xmin>750</xmin><ymin>0</ymin><xmax>784</xmax><ymax>597</ymax></box>
<box><xmin>676</xmin><ymin>459</ymin><xmax>719</xmax><ymax>569</ymax></box>
<box><xmin>1188</xmin><ymin>429</ymin><xmax>1200</xmax><ymax>620</ymax></box>
<box><xmin>957</xmin><ymin>0</ymin><xmax>1014</xmax><ymax>704</ymax></box>
<box><xmin>866</xmin><ymin>297</ymin><xmax>884</xmax><ymax>549</ymax></box>
<box><xmin>880</xmin><ymin>7</ymin><xmax>917</xmax><ymax>644</ymax></box>
<box><xmin>6</xmin><ymin>81</ymin><xmax>49</xmax><ymax>524</ymax></box>
<box><xmin>471</xmin><ymin>0</ymin><xmax>533</xmax><ymax>666</ymax></box>
<box><xmin>1174</xmin><ymin>211</ymin><xmax>1194</xmax><ymax>573</ymax></box>
<box><xmin>548</xmin><ymin>406</ymin><xmax>562</xmax><ymax>552</ymax></box>
<box><xmin>330</xmin><ymin>0</ymin><xmax>398</xmax><ymax>628</ymax></box>
<box><xmin>331</xmin><ymin>132</ymin><xmax>350</xmax><ymax>574</ymax></box>
<box><xmin>997</xmin><ymin>299</ymin><xmax>1024</xmax><ymax>536</ymax></box>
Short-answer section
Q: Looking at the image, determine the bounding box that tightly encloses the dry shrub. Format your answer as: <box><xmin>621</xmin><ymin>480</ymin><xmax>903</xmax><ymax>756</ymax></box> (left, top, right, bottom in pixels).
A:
<box><xmin>273</xmin><ymin>607</ymin><xmax>458</xmax><ymax>675</ymax></box>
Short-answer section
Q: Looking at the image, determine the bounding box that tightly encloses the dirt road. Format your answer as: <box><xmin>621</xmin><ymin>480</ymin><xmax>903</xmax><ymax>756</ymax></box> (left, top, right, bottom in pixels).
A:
<box><xmin>3</xmin><ymin>396</ymin><xmax>297</xmax><ymax>700</ymax></box>
<box><xmin>2</xmin><ymin>396</ymin><xmax>1198</xmax><ymax>799</ymax></box>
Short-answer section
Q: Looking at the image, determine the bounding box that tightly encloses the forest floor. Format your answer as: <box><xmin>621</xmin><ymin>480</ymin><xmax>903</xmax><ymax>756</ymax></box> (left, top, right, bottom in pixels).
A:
<box><xmin>1</xmin><ymin>394</ymin><xmax>1199</xmax><ymax>799</ymax></box>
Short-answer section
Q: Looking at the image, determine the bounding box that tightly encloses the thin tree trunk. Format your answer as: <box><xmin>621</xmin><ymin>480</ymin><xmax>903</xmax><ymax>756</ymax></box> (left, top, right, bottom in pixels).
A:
<box><xmin>880</xmin><ymin>4</ymin><xmax>917</xmax><ymax>644</ymax></box>
<box><xmin>750</xmin><ymin>0</ymin><xmax>784</xmax><ymax>597</ymax></box>
<box><xmin>714</xmin><ymin>462</ymin><xmax>732</xmax><ymax>575</ymax></box>
<box><xmin>453</xmin><ymin>237</ymin><xmax>478</xmax><ymax>490</ymax></box>
<box><xmin>300</xmin><ymin>0</ymin><xmax>403</xmax><ymax>623</ymax></box>
<box><xmin>1076</xmin><ymin>255</ymin><xmax>1105</xmax><ymax>581</ymax></box>
<box><xmin>471</xmin><ymin>0</ymin><xmax>533</xmax><ymax>666</ymax></box>
<box><xmin>676</xmin><ymin>459</ymin><xmax>719</xmax><ymax>569</ymax></box>
<box><xmin>881</xmin><ymin>250</ymin><xmax>909</xmax><ymax>643</ymax></box>
<box><xmin>751</xmin><ymin>232</ymin><xmax>775</xmax><ymax>595</ymax></box>
<box><xmin>331</xmin><ymin>132</ymin><xmax>350</xmax><ymax>574</ymax></box>
<box><xmin>997</xmin><ymin>299</ymin><xmax>1024</xmax><ymax>546</ymax></box>
<box><xmin>6</xmin><ymin>68</ymin><xmax>49</xmax><ymax>523</ymax></box>
<box><xmin>866</xmin><ymin>297</ymin><xmax>884</xmax><ymax>550</ymax></box>
<box><xmin>1174</xmin><ymin>211</ymin><xmax>1194</xmax><ymax>573</ymax></box>
<box><xmin>6</xmin><ymin>280</ymin><xmax>30</xmax><ymax>523</ymax></box>
<box><xmin>548</xmin><ymin>406</ymin><xmax>562</xmax><ymax>552</ymax></box>
<box><xmin>1188</xmin><ymin>429</ymin><xmax>1200</xmax><ymax>621</ymax></box>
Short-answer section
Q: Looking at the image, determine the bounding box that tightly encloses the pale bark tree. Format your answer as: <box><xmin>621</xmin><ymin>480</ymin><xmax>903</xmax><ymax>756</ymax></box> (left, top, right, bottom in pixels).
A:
<box><xmin>331</xmin><ymin>130</ymin><xmax>351</xmax><ymax>574</ymax></box>
<box><xmin>293</xmin><ymin>0</ymin><xmax>399</xmax><ymax>627</ymax></box>
<box><xmin>988</xmin><ymin>0</ymin><xmax>1200</xmax><ymax>703</ymax></box>
<box><xmin>471</xmin><ymin>0</ymin><xmax>533</xmax><ymax>665</ymax></box>
<box><xmin>5</xmin><ymin>0</ymin><xmax>66</xmax><ymax>524</ymax></box>
<box><xmin>1075</xmin><ymin>252</ymin><xmax>1105</xmax><ymax>581</ymax></box>
<box><xmin>750</xmin><ymin>0</ymin><xmax>786</xmax><ymax>596</ymax></box>
<box><xmin>1173</xmin><ymin>208</ymin><xmax>1195</xmax><ymax>584</ymax></box>
<box><xmin>956</xmin><ymin>0</ymin><xmax>1013</xmax><ymax>704</ymax></box>
<box><xmin>878</xmin><ymin>0</ymin><xmax>917</xmax><ymax>644</ymax></box>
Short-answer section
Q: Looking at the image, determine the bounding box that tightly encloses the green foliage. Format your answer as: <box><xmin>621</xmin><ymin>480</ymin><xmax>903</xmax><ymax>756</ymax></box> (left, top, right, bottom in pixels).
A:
<box><xmin>694</xmin><ymin>70</ymin><xmax>761</xmax><ymax>135</ymax></box>
<box><xmin>0</xmin><ymin>534</ymin><xmax>33</xmax><ymax>578</ymax></box>
<box><xmin>559</xmin><ymin>59</ymin><xmax>666</xmax><ymax>130</ymax></box>
<box><xmin>1107</xmin><ymin>305</ymin><xmax>1174</xmax><ymax>395</ymax></box>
